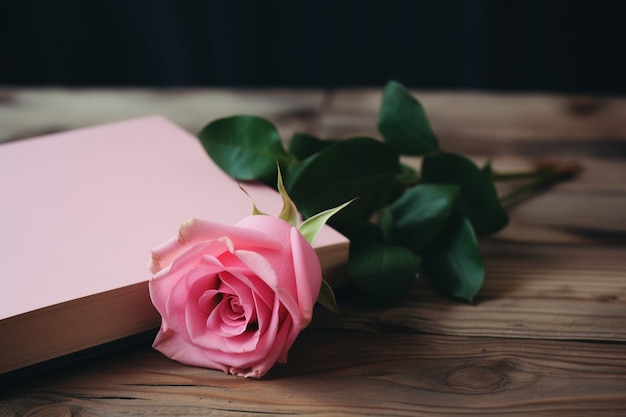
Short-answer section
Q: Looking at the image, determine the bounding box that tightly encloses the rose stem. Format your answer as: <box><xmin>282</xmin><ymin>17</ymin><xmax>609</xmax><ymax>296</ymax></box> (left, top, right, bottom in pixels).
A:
<box><xmin>497</xmin><ymin>162</ymin><xmax>583</xmax><ymax>207</ymax></box>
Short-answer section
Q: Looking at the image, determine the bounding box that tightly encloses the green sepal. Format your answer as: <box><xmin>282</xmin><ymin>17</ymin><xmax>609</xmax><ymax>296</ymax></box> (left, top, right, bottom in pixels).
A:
<box><xmin>317</xmin><ymin>279</ymin><xmax>339</xmax><ymax>313</ymax></box>
<box><xmin>298</xmin><ymin>199</ymin><xmax>355</xmax><ymax>246</ymax></box>
<box><xmin>238</xmin><ymin>182</ymin><xmax>267</xmax><ymax>216</ymax></box>
<box><xmin>276</xmin><ymin>164</ymin><xmax>298</xmax><ymax>226</ymax></box>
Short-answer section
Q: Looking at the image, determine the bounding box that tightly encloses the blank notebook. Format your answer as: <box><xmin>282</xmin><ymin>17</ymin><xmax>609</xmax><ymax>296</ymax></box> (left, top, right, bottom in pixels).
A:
<box><xmin>0</xmin><ymin>116</ymin><xmax>348</xmax><ymax>375</ymax></box>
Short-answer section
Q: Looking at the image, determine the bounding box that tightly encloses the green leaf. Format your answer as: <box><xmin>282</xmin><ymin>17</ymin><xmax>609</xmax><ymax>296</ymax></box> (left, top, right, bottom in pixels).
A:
<box><xmin>421</xmin><ymin>213</ymin><xmax>484</xmax><ymax>302</ymax></box>
<box><xmin>349</xmin><ymin>244</ymin><xmax>421</xmax><ymax>305</ymax></box>
<box><xmin>197</xmin><ymin>115</ymin><xmax>293</xmax><ymax>181</ymax></box>
<box><xmin>382</xmin><ymin>184</ymin><xmax>460</xmax><ymax>252</ymax></box>
<box><xmin>299</xmin><ymin>199</ymin><xmax>355</xmax><ymax>245</ymax></box>
<box><xmin>276</xmin><ymin>164</ymin><xmax>298</xmax><ymax>226</ymax></box>
<box><xmin>317</xmin><ymin>279</ymin><xmax>339</xmax><ymax>313</ymax></box>
<box><xmin>422</xmin><ymin>153</ymin><xmax>508</xmax><ymax>236</ymax></box>
<box><xmin>288</xmin><ymin>132</ymin><xmax>338</xmax><ymax>161</ymax></box>
<box><xmin>377</xmin><ymin>80</ymin><xmax>439</xmax><ymax>156</ymax></box>
<box><xmin>286</xmin><ymin>137</ymin><xmax>403</xmax><ymax>232</ymax></box>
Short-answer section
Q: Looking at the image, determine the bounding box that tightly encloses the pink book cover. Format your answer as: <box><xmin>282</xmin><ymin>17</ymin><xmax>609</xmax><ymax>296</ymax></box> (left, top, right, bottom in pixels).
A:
<box><xmin>0</xmin><ymin>116</ymin><xmax>348</xmax><ymax>375</ymax></box>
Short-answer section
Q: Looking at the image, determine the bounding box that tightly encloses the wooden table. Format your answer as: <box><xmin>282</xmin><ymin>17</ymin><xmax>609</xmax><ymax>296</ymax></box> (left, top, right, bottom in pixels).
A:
<box><xmin>1</xmin><ymin>88</ymin><xmax>625</xmax><ymax>416</ymax></box>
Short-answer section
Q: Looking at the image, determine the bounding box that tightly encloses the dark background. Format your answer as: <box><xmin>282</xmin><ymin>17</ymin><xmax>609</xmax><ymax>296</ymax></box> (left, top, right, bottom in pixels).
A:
<box><xmin>1</xmin><ymin>0</ymin><xmax>625</xmax><ymax>93</ymax></box>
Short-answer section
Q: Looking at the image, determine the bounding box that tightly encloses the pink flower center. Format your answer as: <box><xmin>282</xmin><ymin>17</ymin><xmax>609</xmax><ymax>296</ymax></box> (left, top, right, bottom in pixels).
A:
<box><xmin>202</xmin><ymin>272</ymin><xmax>258</xmax><ymax>338</ymax></box>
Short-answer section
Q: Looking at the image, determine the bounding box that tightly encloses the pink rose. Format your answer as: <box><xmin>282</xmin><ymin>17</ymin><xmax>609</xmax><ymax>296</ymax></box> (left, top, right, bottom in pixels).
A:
<box><xmin>148</xmin><ymin>215</ymin><xmax>322</xmax><ymax>378</ymax></box>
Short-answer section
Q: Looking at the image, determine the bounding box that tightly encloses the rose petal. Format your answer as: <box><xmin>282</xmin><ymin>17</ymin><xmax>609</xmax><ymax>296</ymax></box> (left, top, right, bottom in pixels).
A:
<box><xmin>235</xmin><ymin>215</ymin><xmax>319</xmax><ymax>311</ymax></box>
<box><xmin>289</xmin><ymin>226</ymin><xmax>322</xmax><ymax>328</ymax></box>
<box><xmin>235</xmin><ymin>250</ymin><xmax>303</xmax><ymax>326</ymax></box>
<box><xmin>199</xmin><ymin>297</ymin><xmax>284</xmax><ymax>372</ymax></box>
<box><xmin>150</xmin><ymin>218</ymin><xmax>283</xmax><ymax>275</ymax></box>
<box><xmin>149</xmin><ymin>239</ymin><xmax>229</xmax><ymax>315</ymax></box>
<box><xmin>230</xmin><ymin>314</ymin><xmax>293</xmax><ymax>378</ymax></box>
<box><xmin>207</xmin><ymin>296</ymin><xmax>246</xmax><ymax>336</ymax></box>
<box><xmin>219</xmin><ymin>272</ymin><xmax>257</xmax><ymax>325</ymax></box>
<box><xmin>159</xmin><ymin>266</ymin><xmax>220</xmax><ymax>340</ymax></box>
<box><xmin>152</xmin><ymin>324</ymin><xmax>228</xmax><ymax>373</ymax></box>
<box><xmin>224</xmin><ymin>265</ymin><xmax>275</xmax><ymax>309</ymax></box>
<box><xmin>233</xmin><ymin>249</ymin><xmax>280</xmax><ymax>291</ymax></box>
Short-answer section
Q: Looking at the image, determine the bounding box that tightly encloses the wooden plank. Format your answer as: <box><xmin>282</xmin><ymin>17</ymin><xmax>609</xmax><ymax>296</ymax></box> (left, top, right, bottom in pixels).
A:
<box><xmin>317</xmin><ymin>89</ymin><xmax>626</xmax><ymax>149</ymax></box>
<box><xmin>1</xmin><ymin>89</ymin><xmax>625</xmax><ymax>415</ymax></box>
<box><xmin>1</xmin><ymin>332</ymin><xmax>625</xmax><ymax>416</ymax></box>
<box><xmin>0</xmin><ymin>88</ymin><xmax>325</xmax><ymax>144</ymax></box>
<box><xmin>314</xmin><ymin>241</ymin><xmax>626</xmax><ymax>341</ymax></box>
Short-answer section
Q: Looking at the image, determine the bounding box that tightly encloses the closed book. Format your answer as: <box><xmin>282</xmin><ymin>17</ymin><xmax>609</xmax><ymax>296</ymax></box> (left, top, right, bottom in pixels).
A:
<box><xmin>0</xmin><ymin>116</ymin><xmax>348</xmax><ymax>377</ymax></box>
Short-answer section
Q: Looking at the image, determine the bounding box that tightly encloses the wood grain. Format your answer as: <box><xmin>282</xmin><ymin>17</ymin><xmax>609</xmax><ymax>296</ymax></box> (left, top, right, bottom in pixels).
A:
<box><xmin>0</xmin><ymin>88</ymin><xmax>325</xmax><ymax>144</ymax></box>
<box><xmin>317</xmin><ymin>89</ymin><xmax>626</xmax><ymax>150</ymax></box>
<box><xmin>2</xmin><ymin>332</ymin><xmax>625</xmax><ymax>417</ymax></box>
